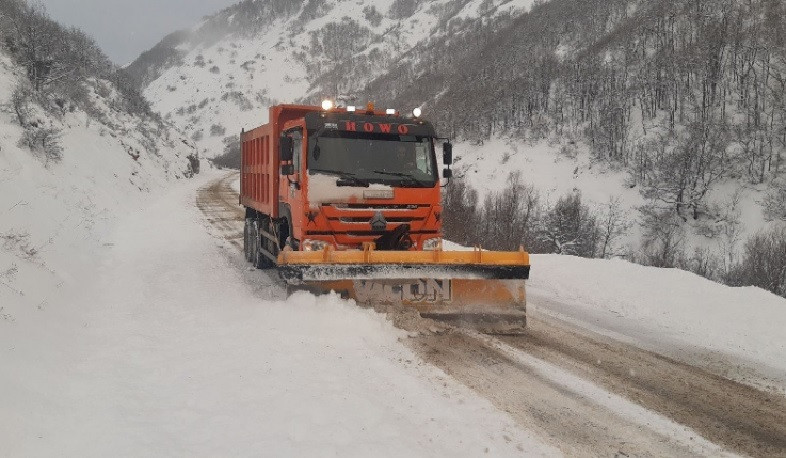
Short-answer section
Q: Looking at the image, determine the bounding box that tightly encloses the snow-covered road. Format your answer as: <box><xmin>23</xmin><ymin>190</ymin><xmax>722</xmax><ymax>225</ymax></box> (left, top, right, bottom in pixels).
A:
<box><xmin>1</xmin><ymin>171</ymin><xmax>554</xmax><ymax>457</ymax></box>
<box><xmin>4</xmin><ymin>171</ymin><xmax>786</xmax><ymax>457</ymax></box>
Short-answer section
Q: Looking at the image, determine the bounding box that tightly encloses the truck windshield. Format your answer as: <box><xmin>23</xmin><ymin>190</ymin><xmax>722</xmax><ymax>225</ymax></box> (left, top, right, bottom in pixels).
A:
<box><xmin>308</xmin><ymin>131</ymin><xmax>437</xmax><ymax>188</ymax></box>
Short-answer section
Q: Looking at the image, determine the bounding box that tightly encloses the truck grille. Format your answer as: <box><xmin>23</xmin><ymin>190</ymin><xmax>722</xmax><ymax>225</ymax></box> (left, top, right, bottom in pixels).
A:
<box><xmin>319</xmin><ymin>203</ymin><xmax>432</xmax><ymax>233</ymax></box>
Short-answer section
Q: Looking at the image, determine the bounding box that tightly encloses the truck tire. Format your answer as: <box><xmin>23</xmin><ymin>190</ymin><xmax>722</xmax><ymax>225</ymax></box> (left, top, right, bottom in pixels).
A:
<box><xmin>243</xmin><ymin>219</ymin><xmax>252</xmax><ymax>262</ymax></box>
<box><xmin>255</xmin><ymin>217</ymin><xmax>275</xmax><ymax>269</ymax></box>
<box><xmin>251</xmin><ymin>220</ymin><xmax>262</xmax><ymax>269</ymax></box>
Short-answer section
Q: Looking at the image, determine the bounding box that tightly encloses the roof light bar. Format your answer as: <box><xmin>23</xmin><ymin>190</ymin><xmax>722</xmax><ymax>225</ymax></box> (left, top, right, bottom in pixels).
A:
<box><xmin>413</xmin><ymin>107</ymin><xmax>422</xmax><ymax>118</ymax></box>
<box><xmin>322</xmin><ymin>99</ymin><xmax>334</xmax><ymax>111</ymax></box>
<box><xmin>347</xmin><ymin>105</ymin><xmax>356</xmax><ymax>112</ymax></box>
<box><xmin>386</xmin><ymin>108</ymin><xmax>396</xmax><ymax>115</ymax></box>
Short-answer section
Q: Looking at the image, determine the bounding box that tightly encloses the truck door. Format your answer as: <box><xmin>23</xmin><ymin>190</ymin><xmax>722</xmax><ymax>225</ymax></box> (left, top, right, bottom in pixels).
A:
<box><xmin>282</xmin><ymin>127</ymin><xmax>304</xmax><ymax>247</ymax></box>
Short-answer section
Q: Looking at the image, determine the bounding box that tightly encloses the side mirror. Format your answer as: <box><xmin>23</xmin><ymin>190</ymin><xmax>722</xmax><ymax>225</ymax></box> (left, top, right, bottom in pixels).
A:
<box><xmin>280</xmin><ymin>136</ymin><xmax>294</xmax><ymax>162</ymax></box>
<box><xmin>443</xmin><ymin>168</ymin><xmax>453</xmax><ymax>179</ymax></box>
<box><xmin>443</xmin><ymin>142</ymin><xmax>453</xmax><ymax>165</ymax></box>
<box><xmin>281</xmin><ymin>163</ymin><xmax>294</xmax><ymax>176</ymax></box>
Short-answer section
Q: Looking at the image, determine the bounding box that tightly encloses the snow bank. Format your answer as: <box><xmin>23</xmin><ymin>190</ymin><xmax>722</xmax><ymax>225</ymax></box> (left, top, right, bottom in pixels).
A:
<box><xmin>0</xmin><ymin>51</ymin><xmax>196</xmax><ymax>317</ymax></box>
<box><xmin>529</xmin><ymin>254</ymin><xmax>786</xmax><ymax>392</ymax></box>
<box><xmin>0</xmin><ymin>174</ymin><xmax>556</xmax><ymax>457</ymax></box>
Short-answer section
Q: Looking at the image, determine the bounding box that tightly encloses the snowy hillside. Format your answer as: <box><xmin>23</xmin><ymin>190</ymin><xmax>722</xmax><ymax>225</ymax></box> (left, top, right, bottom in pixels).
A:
<box><xmin>451</xmin><ymin>137</ymin><xmax>772</xmax><ymax>261</ymax></box>
<box><xmin>131</xmin><ymin>0</ymin><xmax>538</xmax><ymax>157</ymax></box>
<box><xmin>0</xmin><ymin>49</ymin><xmax>198</xmax><ymax>318</ymax></box>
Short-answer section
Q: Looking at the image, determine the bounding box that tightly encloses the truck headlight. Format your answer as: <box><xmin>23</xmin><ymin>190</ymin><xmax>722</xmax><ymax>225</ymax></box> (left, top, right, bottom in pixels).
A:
<box><xmin>422</xmin><ymin>237</ymin><xmax>442</xmax><ymax>251</ymax></box>
<box><xmin>302</xmin><ymin>239</ymin><xmax>330</xmax><ymax>251</ymax></box>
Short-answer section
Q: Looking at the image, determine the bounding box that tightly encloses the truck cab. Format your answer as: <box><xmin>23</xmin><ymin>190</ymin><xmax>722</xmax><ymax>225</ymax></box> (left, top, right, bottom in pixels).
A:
<box><xmin>241</xmin><ymin>104</ymin><xmax>452</xmax><ymax>266</ymax></box>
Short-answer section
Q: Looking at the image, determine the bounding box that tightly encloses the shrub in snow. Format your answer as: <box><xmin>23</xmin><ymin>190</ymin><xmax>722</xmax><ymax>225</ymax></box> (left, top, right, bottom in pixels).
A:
<box><xmin>443</xmin><ymin>173</ymin><xmax>543</xmax><ymax>252</ymax></box>
<box><xmin>388</xmin><ymin>0</ymin><xmax>417</xmax><ymax>19</ymax></box>
<box><xmin>764</xmin><ymin>186</ymin><xmax>786</xmax><ymax>222</ymax></box>
<box><xmin>212</xmin><ymin>136</ymin><xmax>241</xmax><ymax>170</ymax></box>
<box><xmin>210</xmin><ymin>124</ymin><xmax>226</xmax><ymax>137</ymax></box>
<box><xmin>10</xmin><ymin>85</ymin><xmax>32</xmax><ymax>126</ymax></box>
<box><xmin>209</xmin><ymin>65</ymin><xmax>220</xmax><ymax>74</ymax></box>
<box><xmin>637</xmin><ymin>207</ymin><xmax>686</xmax><ymax>268</ymax></box>
<box><xmin>95</xmin><ymin>82</ymin><xmax>112</xmax><ymax>99</ymax></box>
<box><xmin>18</xmin><ymin>126</ymin><xmax>63</xmax><ymax>167</ymax></box>
<box><xmin>686</xmin><ymin>246</ymin><xmax>723</xmax><ymax>282</ymax></box>
<box><xmin>363</xmin><ymin>5</ymin><xmax>383</xmax><ymax>27</ymax></box>
<box><xmin>726</xmin><ymin>225</ymin><xmax>786</xmax><ymax>298</ymax></box>
<box><xmin>185</xmin><ymin>152</ymin><xmax>201</xmax><ymax>177</ymax></box>
<box><xmin>480</xmin><ymin>172</ymin><xmax>541</xmax><ymax>251</ymax></box>
<box><xmin>537</xmin><ymin>191</ymin><xmax>600</xmax><ymax>257</ymax></box>
<box><xmin>220</xmin><ymin>91</ymin><xmax>253</xmax><ymax>111</ymax></box>
<box><xmin>442</xmin><ymin>179</ymin><xmax>481</xmax><ymax>247</ymax></box>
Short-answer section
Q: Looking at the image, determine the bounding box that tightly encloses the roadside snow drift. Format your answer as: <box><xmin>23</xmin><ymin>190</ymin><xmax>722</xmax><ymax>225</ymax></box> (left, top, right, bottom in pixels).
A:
<box><xmin>528</xmin><ymin>254</ymin><xmax>786</xmax><ymax>392</ymax></box>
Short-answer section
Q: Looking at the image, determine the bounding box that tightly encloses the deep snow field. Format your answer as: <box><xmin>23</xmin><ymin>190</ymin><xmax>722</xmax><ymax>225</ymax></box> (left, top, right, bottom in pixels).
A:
<box><xmin>1</xmin><ymin>170</ymin><xmax>556</xmax><ymax>457</ymax></box>
<box><xmin>0</xmin><ymin>50</ymin><xmax>196</xmax><ymax>320</ymax></box>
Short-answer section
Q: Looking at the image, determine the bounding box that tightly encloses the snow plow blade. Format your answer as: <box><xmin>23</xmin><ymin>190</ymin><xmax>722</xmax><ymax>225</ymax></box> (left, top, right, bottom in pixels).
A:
<box><xmin>278</xmin><ymin>245</ymin><xmax>530</xmax><ymax>334</ymax></box>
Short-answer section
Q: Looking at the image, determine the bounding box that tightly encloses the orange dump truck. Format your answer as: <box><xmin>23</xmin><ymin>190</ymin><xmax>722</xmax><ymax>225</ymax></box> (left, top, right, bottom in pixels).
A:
<box><xmin>240</xmin><ymin>103</ymin><xmax>530</xmax><ymax>332</ymax></box>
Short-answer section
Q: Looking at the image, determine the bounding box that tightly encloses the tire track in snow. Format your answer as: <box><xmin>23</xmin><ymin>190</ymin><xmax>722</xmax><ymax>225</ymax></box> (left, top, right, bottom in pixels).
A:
<box><xmin>196</xmin><ymin>172</ymin><xmax>245</xmax><ymax>252</ymax></box>
<box><xmin>408</xmin><ymin>331</ymin><xmax>733</xmax><ymax>457</ymax></box>
<box><xmin>496</xmin><ymin>314</ymin><xmax>786</xmax><ymax>457</ymax></box>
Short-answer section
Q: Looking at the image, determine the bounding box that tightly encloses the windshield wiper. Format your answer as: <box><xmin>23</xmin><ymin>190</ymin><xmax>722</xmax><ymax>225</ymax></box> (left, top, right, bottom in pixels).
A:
<box><xmin>311</xmin><ymin>169</ymin><xmax>369</xmax><ymax>187</ymax></box>
<box><xmin>372</xmin><ymin>170</ymin><xmax>428</xmax><ymax>187</ymax></box>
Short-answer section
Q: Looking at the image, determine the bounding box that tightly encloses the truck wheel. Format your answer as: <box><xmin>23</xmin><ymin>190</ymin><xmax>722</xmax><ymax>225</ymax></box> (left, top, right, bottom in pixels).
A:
<box><xmin>253</xmin><ymin>220</ymin><xmax>273</xmax><ymax>269</ymax></box>
<box><xmin>243</xmin><ymin>219</ymin><xmax>252</xmax><ymax>262</ymax></box>
<box><xmin>251</xmin><ymin>220</ymin><xmax>262</xmax><ymax>269</ymax></box>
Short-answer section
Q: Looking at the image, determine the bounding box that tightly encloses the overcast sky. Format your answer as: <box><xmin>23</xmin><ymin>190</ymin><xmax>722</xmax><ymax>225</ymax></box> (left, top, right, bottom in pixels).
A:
<box><xmin>37</xmin><ymin>0</ymin><xmax>239</xmax><ymax>65</ymax></box>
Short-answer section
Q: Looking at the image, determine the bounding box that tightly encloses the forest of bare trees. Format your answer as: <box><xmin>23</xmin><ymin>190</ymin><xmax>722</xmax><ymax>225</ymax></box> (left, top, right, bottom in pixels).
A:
<box><xmin>368</xmin><ymin>0</ymin><xmax>785</xmax><ymax>220</ymax></box>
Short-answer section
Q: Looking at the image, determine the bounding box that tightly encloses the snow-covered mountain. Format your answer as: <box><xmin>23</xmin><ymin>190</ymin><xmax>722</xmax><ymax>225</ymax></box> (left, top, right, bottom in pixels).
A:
<box><xmin>0</xmin><ymin>9</ymin><xmax>198</xmax><ymax>314</ymax></box>
<box><xmin>128</xmin><ymin>0</ymin><xmax>538</xmax><ymax>157</ymax></box>
<box><xmin>131</xmin><ymin>0</ymin><xmax>786</xmax><ymax>296</ymax></box>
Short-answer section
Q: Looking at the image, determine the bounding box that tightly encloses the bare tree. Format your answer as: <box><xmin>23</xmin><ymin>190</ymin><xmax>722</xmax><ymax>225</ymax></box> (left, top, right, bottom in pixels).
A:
<box><xmin>726</xmin><ymin>225</ymin><xmax>786</xmax><ymax>298</ymax></box>
<box><xmin>598</xmin><ymin>196</ymin><xmax>631</xmax><ymax>258</ymax></box>
<box><xmin>10</xmin><ymin>84</ymin><xmax>32</xmax><ymax>126</ymax></box>
<box><xmin>18</xmin><ymin>126</ymin><xmax>63</xmax><ymax>167</ymax></box>
<box><xmin>538</xmin><ymin>191</ymin><xmax>600</xmax><ymax>257</ymax></box>
<box><xmin>638</xmin><ymin>206</ymin><xmax>686</xmax><ymax>268</ymax></box>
